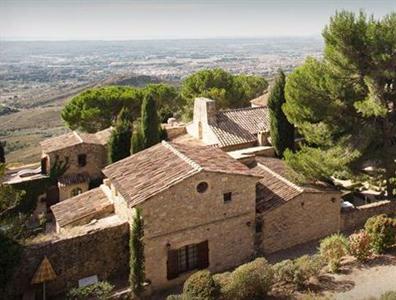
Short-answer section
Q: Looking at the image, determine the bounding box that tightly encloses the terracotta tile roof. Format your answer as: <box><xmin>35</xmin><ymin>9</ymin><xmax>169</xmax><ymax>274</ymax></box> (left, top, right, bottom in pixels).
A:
<box><xmin>51</xmin><ymin>187</ymin><xmax>113</xmax><ymax>227</ymax></box>
<box><xmin>103</xmin><ymin>141</ymin><xmax>261</xmax><ymax>207</ymax></box>
<box><xmin>58</xmin><ymin>172</ymin><xmax>90</xmax><ymax>187</ymax></box>
<box><xmin>40</xmin><ymin>128</ymin><xmax>112</xmax><ymax>153</ymax></box>
<box><xmin>210</xmin><ymin>107</ymin><xmax>269</xmax><ymax>148</ymax></box>
<box><xmin>254</xmin><ymin>157</ymin><xmax>338</xmax><ymax>213</ymax></box>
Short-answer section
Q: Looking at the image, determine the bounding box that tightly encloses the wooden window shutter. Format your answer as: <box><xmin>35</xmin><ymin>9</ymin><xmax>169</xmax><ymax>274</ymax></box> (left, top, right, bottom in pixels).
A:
<box><xmin>167</xmin><ymin>249</ymin><xmax>179</xmax><ymax>280</ymax></box>
<box><xmin>197</xmin><ymin>240</ymin><xmax>209</xmax><ymax>269</ymax></box>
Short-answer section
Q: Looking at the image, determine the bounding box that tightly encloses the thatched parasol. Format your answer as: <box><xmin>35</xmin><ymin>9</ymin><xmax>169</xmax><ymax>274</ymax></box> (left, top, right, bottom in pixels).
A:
<box><xmin>31</xmin><ymin>256</ymin><xmax>56</xmax><ymax>300</ymax></box>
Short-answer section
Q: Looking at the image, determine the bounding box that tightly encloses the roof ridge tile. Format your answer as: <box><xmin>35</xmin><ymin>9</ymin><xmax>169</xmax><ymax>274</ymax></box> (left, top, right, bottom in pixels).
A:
<box><xmin>161</xmin><ymin>141</ymin><xmax>203</xmax><ymax>172</ymax></box>
<box><xmin>257</xmin><ymin>163</ymin><xmax>304</xmax><ymax>193</ymax></box>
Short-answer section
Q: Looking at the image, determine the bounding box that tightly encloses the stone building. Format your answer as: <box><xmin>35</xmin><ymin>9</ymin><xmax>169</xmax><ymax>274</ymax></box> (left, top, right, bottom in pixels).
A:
<box><xmin>186</xmin><ymin>98</ymin><xmax>271</xmax><ymax>151</ymax></box>
<box><xmin>46</xmin><ymin>139</ymin><xmax>344</xmax><ymax>294</ymax></box>
<box><xmin>51</xmin><ymin>140</ymin><xmax>261</xmax><ymax>290</ymax></box>
<box><xmin>254</xmin><ymin>157</ymin><xmax>341</xmax><ymax>254</ymax></box>
<box><xmin>40</xmin><ymin>128</ymin><xmax>111</xmax><ymax>201</ymax></box>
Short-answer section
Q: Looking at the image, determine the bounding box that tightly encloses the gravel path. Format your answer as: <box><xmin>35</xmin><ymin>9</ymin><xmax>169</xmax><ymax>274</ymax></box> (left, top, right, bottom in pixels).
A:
<box><xmin>326</xmin><ymin>254</ymin><xmax>396</xmax><ymax>299</ymax></box>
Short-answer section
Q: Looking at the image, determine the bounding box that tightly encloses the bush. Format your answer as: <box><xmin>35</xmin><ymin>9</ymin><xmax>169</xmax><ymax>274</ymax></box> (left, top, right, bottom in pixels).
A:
<box><xmin>224</xmin><ymin>258</ymin><xmax>273</xmax><ymax>300</ymax></box>
<box><xmin>348</xmin><ymin>230</ymin><xmax>372</xmax><ymax>261</ymax></box>
<box><xmin>319</xmin><ymin>234</ymin><xmax>348</xmax><ymax>272</ymax></box>
<box><xmin>378</xmin><ymin>291</ymin><xmax>396</xmax><ymax>300</ymax></box>
<box><xmin>293</xmin><ymin>255</ymin><xmax>323</xmax><ymax>288</ymax></box>
<box><xmin>67</xmin><ymin>281</ymin><xmax>114</xmax><ymax>300</ymax></box>
<box><xmin>364</xmin><ymin>214</ymin><xmax>396</xmax><ymax>254</ymax></box>
<box><xmin>273</xmin><ymin>255</ymin><xmax>323</xmax><ymax>289</ymax></box>
<box><xmin>273</xmin><ymin>259</ymin><xmax>296</xmax><ymax>283</ymax></box>
<box><xmin>183</xmin><ymin>270</ymin><xmax>219</xmax><ymax>300</ymax></box>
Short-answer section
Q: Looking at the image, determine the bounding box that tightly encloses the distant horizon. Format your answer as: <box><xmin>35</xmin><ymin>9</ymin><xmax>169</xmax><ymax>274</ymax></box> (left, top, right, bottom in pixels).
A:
<box><xmin>1</xmin><ymin>35</ymin><xmax>323</xmax><ymax>42</ymax></box>
<box><xmin>1</xmin><ymin>0</ymin><xmax>395</xmax><ymax>41</ymax></box>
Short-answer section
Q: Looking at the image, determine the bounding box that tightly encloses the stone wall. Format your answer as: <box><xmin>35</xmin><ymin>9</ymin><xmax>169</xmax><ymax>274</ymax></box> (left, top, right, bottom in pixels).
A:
<box><xmin>58</xmin><ymin>181</ymin><xmax>89</xmax><ymax>202</ymax></box>
<box><xmin>259</xmin><ymin>191</ymin><xmax>341</xmax><ymax>254</ymax></box>
<box><xmin>340</xmin><ymin>200</ymin><xmax>396</xmax><ymax>232</ymax></box>
<box><xmin>164</xmin><ymin>125</ymin><xmax>187</xmax><ymax>140</ymax></box>
<box><xmin>6</xmin><ymin>220</ymin><xmax>129</xmax><ymax>298</ymax></box>
<box><xmin>45</xmin><ymin>143</ymin><xmax>107</xmax><ymax>180</ymax></box>
<box><xmin>107</xmin><ymin>171</ymin><xmax>258</xmax><ymax>290</ymax></box>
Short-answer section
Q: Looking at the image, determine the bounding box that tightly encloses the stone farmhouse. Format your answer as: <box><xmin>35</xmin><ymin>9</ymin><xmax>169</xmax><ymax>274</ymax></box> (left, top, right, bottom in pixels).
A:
<box><xmin>51</xmin><ymin>141</ymin><xmax>262</xmax><ymax>289</ymax></box>
<box><xmin>10</xmin><ymin>97</ymin><xmax>387</xmax><ymax>298</ymax></box>
<box><xmin>39</xmin><ymin>128</ymin><xmax>112</xmax><ymax>201</ymax></box>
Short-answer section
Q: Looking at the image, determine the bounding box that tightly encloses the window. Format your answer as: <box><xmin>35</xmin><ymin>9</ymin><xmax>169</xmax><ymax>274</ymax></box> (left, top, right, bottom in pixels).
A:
<box><xmin>223</xmin><ymin>192</ymin><xmax>232</xmax><ymax>203</ymax></box>
<box><xmin>167</xmin><ymin>241</ymin><xmax>209</xmax><ymax>280</ymax></box>
<box><xmin>78</xmin><ymin>154</ymin><xmax>87</xmax><ymax>167</ymax></box>
<box><xmin>71</xmin><ymin>188</ymin><xmax>83</xmax><ymax>197</ymax></box>
<box><xmin>196</xmin><ymin>182</ymin><xmax>208</xmax><ymax>193</ymax></box>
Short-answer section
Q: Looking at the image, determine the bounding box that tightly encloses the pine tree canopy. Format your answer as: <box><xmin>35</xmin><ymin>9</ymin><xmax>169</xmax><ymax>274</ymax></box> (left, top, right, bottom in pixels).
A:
<box><xmin>268</xmin><ymin>70</ymin><xmax>295</xmax><ymax>158</ymax></box>
<box><xmin>141</xmin><ymin>94</ymin><xmax>160</xmax><ymax>149</ymax></box>
<box><xmin>283</xmin><ymin>11</ymin><xmax>396</xmax><ymax>197</ymax></box>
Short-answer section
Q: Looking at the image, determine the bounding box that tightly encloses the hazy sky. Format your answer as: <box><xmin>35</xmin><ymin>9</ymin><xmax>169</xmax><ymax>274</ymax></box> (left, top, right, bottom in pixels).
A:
<box><xmin>1</xmin><ymin>0</ymin><xmax>395</xmax><ymax>40</ymax></box>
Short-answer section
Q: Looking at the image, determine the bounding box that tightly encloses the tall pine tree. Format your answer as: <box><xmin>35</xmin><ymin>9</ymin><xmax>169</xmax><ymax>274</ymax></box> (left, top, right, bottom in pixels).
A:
<box><xmin>141</xmin><ymin>94</ymin><xmax>160</xmax><ymax>149</ymax></box>
<box><xmin>129</xmin><ymin>208</ymin><xmax>145</xmax><ymax>298</ymax></box>
<box><xmin>268</xmin><ymin>70</ymin><xmax>295</xmax><ymax>158</ymax></box>
<box><xmin>108</xmin><ymin>108</ymin><xmax>133</xmax><ymax>163</ymax></box>
<box><xmin>284</xmin><ymin>11</ymin><xmax>396</xmax><ymax>197</ymax></box>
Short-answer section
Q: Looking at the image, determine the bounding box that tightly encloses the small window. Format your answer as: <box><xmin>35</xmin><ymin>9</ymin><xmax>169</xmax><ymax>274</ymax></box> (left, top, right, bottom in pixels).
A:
<box><xmin>223</xmin><ymin>192</ymin><xmax>232</xmax><ymax>203</ymax></box>
<box><xmin>78</xmin><ymin>154</ymin><xmax>87</xmax><ymax>167</ymax></box>
<box><xmin>196</xmin><ymin>182</ymin><xmax>208</xmax><ymax>193</ymax></box>
<box><xmin>71</xmin><ymin>188</ymin><xmax>83</xmax><ymax>197</ymax></box>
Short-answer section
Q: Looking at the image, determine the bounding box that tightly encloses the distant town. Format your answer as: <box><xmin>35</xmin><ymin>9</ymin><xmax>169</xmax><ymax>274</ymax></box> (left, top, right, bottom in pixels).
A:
<box><xmin>0</xmin><ymin>38</ymin><xmax>322</xmax><ymax>109</ymax></box>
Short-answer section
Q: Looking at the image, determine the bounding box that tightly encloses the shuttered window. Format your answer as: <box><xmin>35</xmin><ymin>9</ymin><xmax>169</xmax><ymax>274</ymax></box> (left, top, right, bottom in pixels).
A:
<box><xmin>167</xmin><ymin>240</ymin><xmax>209</xmax><ymax>280</ymax></box>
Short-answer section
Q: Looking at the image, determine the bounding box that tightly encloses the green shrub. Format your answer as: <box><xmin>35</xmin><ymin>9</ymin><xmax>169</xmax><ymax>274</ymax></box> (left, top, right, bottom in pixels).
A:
<box><xmin>273</xmin><ymin>259</ymin><xmax>296</xmax><ymax>283</ymax></box>
<box><xmin>319</xmin><ymin>234</ymin><xmax>348</xmax><ymax>272</ymax></box>
<box><xmin>364</xmin><ymin>214</ymin><xmax>396</xmax><ymax>254</ymax></box>
<box><xmin>183</xmin><ymin>270</ymin><xmax>219</xmax><ymax>300</ymax></box>
<box><xmin>293</xmin><ymin>255</ymin><xmax>323</xmax><ymax>288</ymax></box>
<box><xmin>225</xmin><ymin>258</ymin><xmax>273</xmax><ymax>300</ymax></box>
<box><xmin>273</xmin><ymin>255</ymin><xmax>323</xmax><ymax>289</ymax></box>
<box><xmin>67</xmin><ymin>281</ymin><xmax>114</xmax><ymax>300</ymax></box>
<box><xmin>379</xmin><ymin>291</ymin><xmax>396</xmax><ymax>300</ymax></box>
<box><xmin>348</xmin><ymin>230</ymin><xmax>372</xmax><ymax>261</ymax></box>
<box><xmin>212</xmin><ymin>271</ymin><xmax>232</xmax><ymax>298</ymax></box>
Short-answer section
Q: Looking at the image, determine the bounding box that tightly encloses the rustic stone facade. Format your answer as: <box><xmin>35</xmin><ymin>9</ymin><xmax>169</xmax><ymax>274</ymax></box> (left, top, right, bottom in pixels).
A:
<box><xmin>58</xmin><ymin>181</ymin><xmax>89</xmax><ymax>202</ymax></box>
<box><xmin>258</xmin><ymin>192</ymin><xmax>341</xmax><ymax>254</ymax></box>
<box><xmin>6</xmin><ymin>218</ymin><xmax>129</xmax><ymax>298</ymax></box>
<box><xmin>43</xmin><ymin>143</ymin><xmax>107</xmax><ymax>180</ymax></box>
<box><xmin>340</xmin><ymin>200</ymin><xmax>396</xmax><ymax>232</ymax></box>
<box><xmin>105</xmin><ymin>171</ymin><xmax>257</xmax><ymax>290</ymax></box>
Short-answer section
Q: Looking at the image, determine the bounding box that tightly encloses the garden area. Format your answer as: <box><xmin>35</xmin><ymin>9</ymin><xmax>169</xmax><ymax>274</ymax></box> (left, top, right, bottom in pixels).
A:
<box><xmin>163</xmin><ymin>213</ymin><xmax>396</xmax><ymax>300</ymax></box>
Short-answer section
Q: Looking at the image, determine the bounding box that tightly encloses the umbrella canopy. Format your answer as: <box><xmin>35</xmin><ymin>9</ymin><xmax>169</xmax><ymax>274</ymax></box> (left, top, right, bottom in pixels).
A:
<box><xmin>31</xmin><ymin>256</ymin><xmax>57</xmax><ymax>284</ymax></box>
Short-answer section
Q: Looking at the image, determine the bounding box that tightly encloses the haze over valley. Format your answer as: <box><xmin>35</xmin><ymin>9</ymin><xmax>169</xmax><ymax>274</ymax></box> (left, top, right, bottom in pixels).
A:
<box><xmin>0</xmin><ymin>37</ymin><xmax>322</xmax><ymax>164</ymax></box>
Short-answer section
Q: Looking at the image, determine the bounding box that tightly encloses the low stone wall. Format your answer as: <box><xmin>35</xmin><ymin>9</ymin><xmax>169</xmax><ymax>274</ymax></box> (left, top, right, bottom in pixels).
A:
<box><xmin>6</xmin><ymin>221</ymin><xmax>129</xmax><ymax>298</ymax></box>
<box><xmin>341</xmin><ymin>200</ymin><xmax>396</xmax><ymax>232</ymax></box>
<box><xmin>164</xmin><ymin>125</ymin><xmax>187</xmax><ymax>140</ymax></box>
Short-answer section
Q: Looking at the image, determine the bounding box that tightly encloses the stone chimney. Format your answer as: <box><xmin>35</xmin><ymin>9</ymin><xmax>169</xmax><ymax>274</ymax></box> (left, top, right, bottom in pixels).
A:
<box><xmin>193</xmin><ymin>98</ymin><xmax>217</xmax><ymax>125</ymax></box>
<box><xmin>257</xmin><ymin>130</ymin><xmax>270</xmax><ymax>146</ymax></box>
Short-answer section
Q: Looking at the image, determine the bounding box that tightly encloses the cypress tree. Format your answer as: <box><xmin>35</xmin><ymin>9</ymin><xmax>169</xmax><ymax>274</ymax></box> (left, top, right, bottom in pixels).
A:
<box><xmin>108</xmin><ymin>108</ymin><xmax>133</xmax><ymax>163</ymax></box>
<box><xmin>129</xmin><ymin>208</ymin><xmax>145</xmax><ymax>298</ymax></box>
<box><xmin>0</xmin><ymin>142</ymin><xmax>4</xmax><ymax>164</ymax></box>
<box><xmin>268</xmin><ymin>69</ymin><xmax>295</xmax><ymax>158</ymax></box>
<box><xmin>131</xmin><ymin>126</ymin><xmax>144</xmax><ymax>154</ymax></box>
<box><xmin>141</xmin><ymin>94</ymin><xmax>160</xmax><ymax>149</ymax></box>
